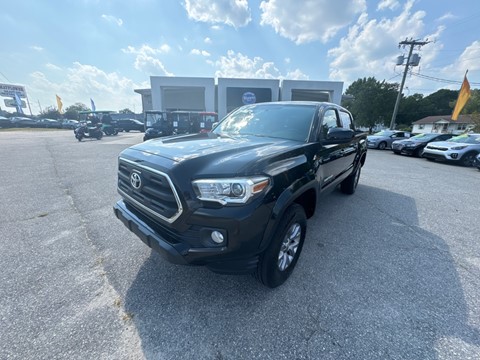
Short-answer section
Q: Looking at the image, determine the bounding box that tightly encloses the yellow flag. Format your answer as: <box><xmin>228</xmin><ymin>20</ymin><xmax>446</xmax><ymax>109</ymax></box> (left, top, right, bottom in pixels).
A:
<box><xmin>56</xmin><ymin>94</ymin><xmax>63</xmax><ymax>114</ymax></box>
<box><xmin>451</xmin><ymin>74</ymin><xmax>470</xmax><ymax>120</ymax></box>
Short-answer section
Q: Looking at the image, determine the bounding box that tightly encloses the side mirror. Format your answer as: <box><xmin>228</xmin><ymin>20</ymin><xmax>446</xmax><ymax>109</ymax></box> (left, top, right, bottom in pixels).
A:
<box><xmin>326</xmin><ymin>127</ymin><xmax>354</xmax><ymax>142</ymax></box>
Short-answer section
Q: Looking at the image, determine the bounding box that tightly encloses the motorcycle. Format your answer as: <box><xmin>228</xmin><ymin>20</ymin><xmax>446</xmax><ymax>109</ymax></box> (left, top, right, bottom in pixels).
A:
<box><xmin>74</xmin><ymin>122</ymin><xmax>103</xmax><ymax>141</ymax></box>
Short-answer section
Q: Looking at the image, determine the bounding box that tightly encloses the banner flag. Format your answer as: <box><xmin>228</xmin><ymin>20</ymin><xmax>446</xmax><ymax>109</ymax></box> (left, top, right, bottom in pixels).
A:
<box><xmin>56</xmin><ymin>95</ymin><xmax>63</xmax><ymax>114</ymax></box>
<box><xmin>14</xmin><ymin>92</ymin><xmax>24</xmax><ymax>114</ymax></box>
<box><xmin>451</xmin><ymin>72</ymin><xmax>471</xmax><ymax>121</ymax></box>
<box><xmin>90</xmin><ymin>98</ymin><xmax>96</xmax><ymax>112</ymax></box>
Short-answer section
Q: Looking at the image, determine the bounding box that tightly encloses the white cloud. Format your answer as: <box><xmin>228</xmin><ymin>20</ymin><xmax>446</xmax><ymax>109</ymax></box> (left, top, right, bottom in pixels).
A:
<box><xmin>327</xmin><ymin>0</ymin><xmax>439</xmax><ymax>88</ymax></box>
<box><xmin>285</xmin><ymin>69</ymin><xmax>309</xmax><ymax>80</ymax></box>
<box><xmin>184</xmin><ymin>0</ymin><xmax>251</xmax><ymax>28</ymax></box>
<box><xmin>436</xmin><ymin>12</ymin><xmax>457</xmax><ymax>22</ymax></box>
<box><xmin>28</xmin><ymin>63</ymin><xmax>145</xmax><ymax>113</ymax></box>
<box><xmin>101</xmin><ymin>14</ymin><xmax>123</xmax><ymax>26</ymax></box>
<box><xmin>31</xmin><ymin>45</ymin><xmax>43</xmax><ymax>52</ymax></box>
<box><xmin>377</xmin><ymin>0</ymin><xmax>399</xmax><ymax>11</ymax></box>
<box><xmin>45</xmin><ymin>63</ymin><xmax>62</xmax><ymax>71</ymax></box>
<box><xmin>122</xmin><ymin>45</ymin><xmax>173</xmax><ymax>76</ymax></box>
<box><xmin>441</xmin><ymin>41</ymin><xmax>480</xmax><ymax>78</ymax></box>
<box><xmin>190</xmin><ymin>49</ymin><xmax>211</xmax><ymax>57</ymax></box>
<box><xmin>211</xmin><ymin>50</ymin><xmax>308</xmax><ymax>80</ymax></box>
<box><xmin>260</xmin><ymin>0</ymin><xmax>366</xmax><ymax>44</ymax></box>
<box><xmin>204</xmin><ymin>37</ymin><xmax>212</xmax><ymax>44</ymax></box>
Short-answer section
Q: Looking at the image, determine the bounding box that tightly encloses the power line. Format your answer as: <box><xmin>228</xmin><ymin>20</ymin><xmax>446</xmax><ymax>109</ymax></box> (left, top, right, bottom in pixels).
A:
<box><xmin>410</xmin><ymin>72</ymin><xmax>480</xmax><ymax>86</ymax></box>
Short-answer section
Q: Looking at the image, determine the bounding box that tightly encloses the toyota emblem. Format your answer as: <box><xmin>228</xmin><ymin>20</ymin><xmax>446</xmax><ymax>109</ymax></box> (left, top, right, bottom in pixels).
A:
<box><xmin>130</xmin><ymin>172</ymin><xmax>142</xmax><ymax>190</ymax></box>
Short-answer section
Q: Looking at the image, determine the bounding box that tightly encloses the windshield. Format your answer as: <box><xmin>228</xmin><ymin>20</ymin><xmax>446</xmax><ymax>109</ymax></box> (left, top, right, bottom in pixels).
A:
<box><xmin>411</xmin><ymin>133</ymin><xmax>437</xmax><ymax>141</ymax></box>
<box><xmin>373</xmin><ymin>130</ymin><xmax>395</xmax><ymax>136</ymax></box>
<box><xmin>145</xmin><ymin>113</ymin><xmax>167</xmax><ymax>127</ymax></box>
<box><xmin>448</xmin><ymin>134</ymin><xmax>480</xmax><ymax>144</ymax></box>
<box><xmin>212</xmin><ymin>104</ymin><xmax>316</xmax><ymax>142</ymax></box>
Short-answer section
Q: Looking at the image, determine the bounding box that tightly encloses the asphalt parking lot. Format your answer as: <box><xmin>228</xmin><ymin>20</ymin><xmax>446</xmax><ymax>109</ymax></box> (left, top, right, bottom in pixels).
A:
<box><xmin>1</xmin><ymin>130</ymin><xmax>479</xmax><ymax>360</ymax></box>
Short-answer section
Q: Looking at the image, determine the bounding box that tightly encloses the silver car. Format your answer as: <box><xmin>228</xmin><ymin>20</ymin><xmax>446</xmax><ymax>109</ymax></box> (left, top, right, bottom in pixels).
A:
<box><xmin>422</xmin><ymin>133</ymin><xmax>480</xmax><ymax>167</ymax></box>
<box><xmin>367</xmin><ymin>130</ymin><xmax>410</xmax><ymax>150</ymax></box>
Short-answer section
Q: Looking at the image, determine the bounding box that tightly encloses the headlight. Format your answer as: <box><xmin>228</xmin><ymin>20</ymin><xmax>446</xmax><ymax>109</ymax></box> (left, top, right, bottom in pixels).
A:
<box><xmin>192</xmin><ymin>177</ymin><xmax>270</xmax><ymax>205</ymax></box>
<box><xmin>451</xmin><ymin>145</ymin><xmax>467</xmax><ymax>150</ymax></box>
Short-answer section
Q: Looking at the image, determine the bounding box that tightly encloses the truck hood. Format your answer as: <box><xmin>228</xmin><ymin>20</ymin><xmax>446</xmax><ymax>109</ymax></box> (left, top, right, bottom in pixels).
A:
<box><xmin>126</xmin><ymin>132</ymin><xmax>305</xmax><ymax>176</ymax></box>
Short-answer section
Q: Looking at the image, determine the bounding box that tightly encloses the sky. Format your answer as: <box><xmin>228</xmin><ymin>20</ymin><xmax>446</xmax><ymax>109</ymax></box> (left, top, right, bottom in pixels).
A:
<box><xmin>0</xmin><ymin>0</ymin><xmax>479</xmax><ymax>115</ymax></box>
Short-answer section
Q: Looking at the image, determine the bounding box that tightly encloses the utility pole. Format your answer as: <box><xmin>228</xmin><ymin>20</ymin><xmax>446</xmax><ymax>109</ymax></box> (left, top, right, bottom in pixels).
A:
<box><xmin>389</xmin><ymin>38</ymin><xmax>430</xmax><ymax>130</ymax></box>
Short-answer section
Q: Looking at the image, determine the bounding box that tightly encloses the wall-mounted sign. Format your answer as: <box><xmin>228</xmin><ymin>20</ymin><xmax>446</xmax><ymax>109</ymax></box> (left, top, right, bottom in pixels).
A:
<box><xmin>242</xmin><ymin>92</ymin><xmax>256</xmax><ymax>105</ymax></box>
<box><xmin>4</xmin><ymin>98</ymin><xmax>26</xmax><ymax>108</ymax></box>
<box><xmin>0</xmin><ymin>83</ymin><xmax>26</xmax><ymax>98</ymax></box>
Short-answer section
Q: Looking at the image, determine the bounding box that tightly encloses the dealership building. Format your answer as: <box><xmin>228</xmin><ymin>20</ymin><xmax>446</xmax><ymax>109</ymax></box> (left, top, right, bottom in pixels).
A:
<box><xmin>134</xmin><ymin>77</ymin><xmax>344</xmax><ymax>119</ymax></box>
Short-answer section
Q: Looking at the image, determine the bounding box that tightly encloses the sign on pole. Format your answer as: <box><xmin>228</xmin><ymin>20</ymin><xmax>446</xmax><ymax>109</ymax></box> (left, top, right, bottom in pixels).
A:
<box><xmin>4</xmin><ymin>98</ymin><xmax>26</xmax><ymax>108</ymax></box>
<box><xmin>0</xmin><ymin>83</ymin><xmax>27</xmax><ymax>98</ymax></box>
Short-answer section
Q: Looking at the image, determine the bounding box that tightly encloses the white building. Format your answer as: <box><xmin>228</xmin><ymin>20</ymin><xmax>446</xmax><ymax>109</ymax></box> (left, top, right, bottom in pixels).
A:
<box><xmin>135</xmin><ymin>77</ymin><xmax>344</xmax><ymax>118</ymax></box>
<box><xmin>412</xmin><ymin>115</ymin><xmax>475</xmax><ymax>134</ymax></box>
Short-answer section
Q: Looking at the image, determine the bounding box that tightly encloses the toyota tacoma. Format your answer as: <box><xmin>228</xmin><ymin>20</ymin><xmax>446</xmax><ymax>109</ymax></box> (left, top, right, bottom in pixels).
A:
<box><xmin>113</xmin><ymin>102</ymin><xmax>367</xmax><ymax>287</ymax></box>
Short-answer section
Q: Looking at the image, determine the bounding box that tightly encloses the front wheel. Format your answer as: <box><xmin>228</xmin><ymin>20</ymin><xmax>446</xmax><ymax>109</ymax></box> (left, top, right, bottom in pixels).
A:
<box><xmin>461</xmin><ymin>152</ymin><xmax>477</xmax><ymax>167</ymax></box>
<box><xmin>254</xmin><ymin>204</ymin><xmax>306</xmax><ymax>288</ymax></box>
<box><xmin>378</xmin><ymin>142</ymin><xmax>387</xmax><ymax>150</ymax></box>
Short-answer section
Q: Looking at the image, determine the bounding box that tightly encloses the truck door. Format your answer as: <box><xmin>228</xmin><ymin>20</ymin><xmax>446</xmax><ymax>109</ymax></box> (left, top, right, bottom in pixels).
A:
<box><xmin>314</xmin><ymin>108</ymin><xmax>344</xmax><ymax>190</ymax></box>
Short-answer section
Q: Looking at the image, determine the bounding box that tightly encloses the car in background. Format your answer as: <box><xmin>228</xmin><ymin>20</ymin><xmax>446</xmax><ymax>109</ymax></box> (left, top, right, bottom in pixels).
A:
<box><xmin>37</xmin><ymin>118</ymin><xmax>62</xmax><ymax>128</ymax></box>
<box><xmin>422</xmin><ymin>133</ymin><xmax>480</xmax><ymax>167</ymax></box>
<box><xmin>367</xmin><ymin>130</ymin><xmax>410</xmax><ymax>150</ymax></box>
<box><xmin>116</xmin><ymin>118</ymin><xmax>145</xmax><ymax>132</ymax></box>
<box><xmin>474</xmin><ymin>153</ymin><xmax>480</xmax><ymax>171</ymax></box>
<box><xmin>391</xmin><ymin>133</ymin><xmax>454</xmax><ymax>157</ymax></box>
<box><xmin>0</xmin><ymin>116</ymin><xmax>13</xmax><ymax>128</ymax></box>
<box><xmin>10</xmin><ymin>117</ymin><xmax>38</xmax><ymax>128</ymax></box>
<box><xmin>62</xmin><ymin>119</ymin><xmax>79</xmax><ymax>129</ymax></box>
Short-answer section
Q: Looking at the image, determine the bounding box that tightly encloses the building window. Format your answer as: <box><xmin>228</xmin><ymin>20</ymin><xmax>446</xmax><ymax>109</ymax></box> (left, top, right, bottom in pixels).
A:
<box><xmin>419</xmin><ymin>124</ymin><xmax>425</xmax><ymax>129</ymax></box>
<box><xmin>457</xmin><ymin>124</ymin><xmax>467</xmax><ymax>130</ymax></box>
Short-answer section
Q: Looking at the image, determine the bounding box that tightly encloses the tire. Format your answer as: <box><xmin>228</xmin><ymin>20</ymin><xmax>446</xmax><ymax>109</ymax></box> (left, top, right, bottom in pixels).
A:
<box><xmin>461</xmin><ymin>152</ymin><xmax>477</xmax><ymax>167</ymax></box>
<box><xmin>413</xmin><ymin>148</ymin><xmax>422</xmax><ymax>157</ymax></box>
<box><xmin>426</xmin><ymin>158</ymin><xmax>435</xmax><ymax>162</ymax></box>
<box><xmin>96</xmin><ymin>133</ymin><xmax>103</xmax><ymax>140</ymax></box>
<box><xmin>254</xmin><ymin>204</ymin><xmax>307</xmax><ymax>288</ymax></box>
<box><xmin>378</xmin><ymin>142</ymin><xmax>387</xmax><ymax>150</ymax></box>
<box><xmin>125</xmin><ymin>129</ymin><xmax>130</xmax><ymax>132</ymax></box>
<box><xmin>340</xmin><ymin>165</ymin><xmax>361</xmax><ymax>195</ymax></box>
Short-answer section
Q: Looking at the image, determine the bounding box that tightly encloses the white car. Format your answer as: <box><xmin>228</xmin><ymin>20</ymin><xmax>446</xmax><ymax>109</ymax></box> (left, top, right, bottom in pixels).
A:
<box><xmin>422</xmin><ymin>133</ymin><xmax>480</xmax><ymax>167</ymax></box>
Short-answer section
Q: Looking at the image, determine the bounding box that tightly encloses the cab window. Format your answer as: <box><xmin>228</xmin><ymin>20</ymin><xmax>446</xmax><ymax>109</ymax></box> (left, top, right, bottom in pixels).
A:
<box><xmin>320</xmin><ymin>109</ymin><xmax>340</xmax><ymax>139</ymax></box>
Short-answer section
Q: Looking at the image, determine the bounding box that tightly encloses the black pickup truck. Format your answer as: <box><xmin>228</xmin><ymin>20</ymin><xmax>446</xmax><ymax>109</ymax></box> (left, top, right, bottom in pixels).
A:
<box><xmin>114</xmin><ymin>102</ymin><xmax>367</xmax><ymax>287</ymax></box>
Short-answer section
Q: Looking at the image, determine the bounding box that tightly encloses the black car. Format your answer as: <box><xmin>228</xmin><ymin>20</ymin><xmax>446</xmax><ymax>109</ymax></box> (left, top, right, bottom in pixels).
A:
<box><xmin>391</xmin><ymin>133</ymin><xmax>454</xmax><ymax>157</ymax></box>
<box><xmin>0</xmin><ymin>116</ymin><xmax>13</xmax><ymax>128</ymax></box>
<box><xmin>116</xmin><ymin>119</ymin><xmax>145</xmax><ymax>132</ymax></box>
<box><xmin>475</xmin><ymin>153</ymin><xmax>480</xmax><ymax>171</ymax></box>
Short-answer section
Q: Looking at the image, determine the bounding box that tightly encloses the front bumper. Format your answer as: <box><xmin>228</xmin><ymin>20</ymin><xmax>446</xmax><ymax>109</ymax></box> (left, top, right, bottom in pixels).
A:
<box><xmin>422</xmin><ymin>149</ymin><xmax>462</xmax><ymax>162</ymax></box>
<box><xmin>113</xmin><ymin>199</ymin><xmax>270</xmax><ymax>274</ymax></box>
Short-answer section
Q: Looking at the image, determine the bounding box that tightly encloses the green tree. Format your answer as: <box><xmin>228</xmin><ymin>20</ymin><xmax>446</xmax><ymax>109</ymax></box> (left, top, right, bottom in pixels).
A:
<box><xmin>119</xmin><ymin>108</ymin><xmax>134</xmax><ymax>114</ymax></box>
<box><xmin>39</xmin><ymin>106</ymin><xmax>61</xmax><ymax>119</ymax></box>
<box><xmin>462</xmin><ymin>89</ymin><xmax>480</xmax><ymax>114</ymax></box>
<box><xmin>63</xmin><ymin>103</ymin><xmax>89</xmax><ymax>120</ymax></box>
<box><xmin>343</xmin><ymin>77</ymin><xmax>398</xmax><ymax>132</ymax></box>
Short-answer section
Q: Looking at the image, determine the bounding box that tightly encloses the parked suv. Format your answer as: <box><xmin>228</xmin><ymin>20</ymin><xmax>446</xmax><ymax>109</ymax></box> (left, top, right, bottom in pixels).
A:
<box><xmin>117</xmin><ymin>119</ymin><xmax>145</xmax><ymax>132</ymax></box>
<box><xmin>367</xmin><ymin>130</ymin><xmax>410</xmax><ymax>150</ymax></box>
<box><xmin>392</xmin><ymin>133</ymin><xmax>454</xmax><ymax>157</ymax></box>
<box><xmin>422</xmin><ymin>133</ymin><xmax>480</xmax><ymax>166</ymax></box>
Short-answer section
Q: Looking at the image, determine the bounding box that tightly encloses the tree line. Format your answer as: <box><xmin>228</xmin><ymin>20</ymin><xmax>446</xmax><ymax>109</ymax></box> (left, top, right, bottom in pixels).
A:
<box><xmin>342</xmin><ymin>77</ymin><xmax>480</xmax><ymax>132</ymax></box>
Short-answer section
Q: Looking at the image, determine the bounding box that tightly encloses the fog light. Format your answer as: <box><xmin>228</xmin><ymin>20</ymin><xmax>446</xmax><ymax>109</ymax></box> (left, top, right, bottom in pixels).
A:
<box><xmin>211</xmin><ymin>231</ymin><xmax>224</xmax><ymax>244</ymax></box>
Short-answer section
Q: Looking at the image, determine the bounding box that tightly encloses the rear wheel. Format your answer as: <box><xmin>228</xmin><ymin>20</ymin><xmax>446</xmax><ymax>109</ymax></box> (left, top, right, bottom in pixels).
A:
<box><xmin>254</xmin><ymin>204</ymin><xmax>306</xmax><ymax>288</ymax></box>
<box><xmin>378</xmin><ymin>142</ymin><xmax>387</xmax><ymax>150</ymax></box>
<box><xmin>341</xmin><ymin>165</ymin><xmax>361</xmax><ymax>195</ymax></box>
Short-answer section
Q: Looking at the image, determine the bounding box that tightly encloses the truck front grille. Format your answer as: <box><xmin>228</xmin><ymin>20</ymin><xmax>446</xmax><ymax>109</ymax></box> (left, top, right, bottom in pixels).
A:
<box><xmin>118</xmin><ymin>158</ymin><xmax>183</xmax><ymax>223</ymax></box>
